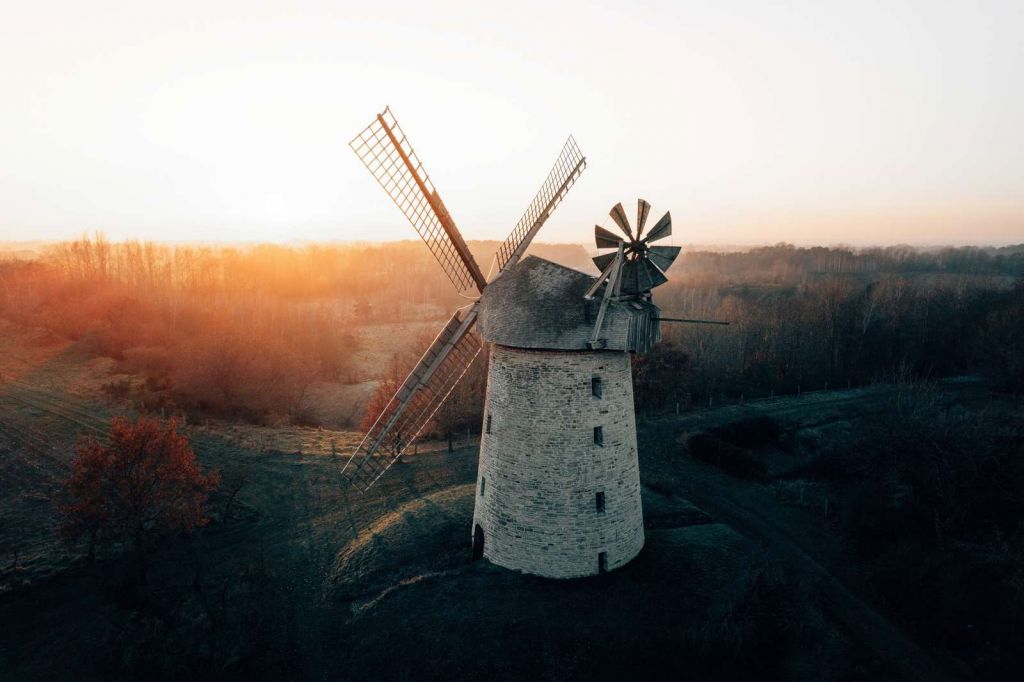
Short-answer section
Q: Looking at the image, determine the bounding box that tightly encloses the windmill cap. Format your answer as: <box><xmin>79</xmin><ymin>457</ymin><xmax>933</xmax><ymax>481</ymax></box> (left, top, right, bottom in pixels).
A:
<box><xmin>477</xmin><ymin>256</ymin><xmax>660</xmax><ymax>352</ymax></box>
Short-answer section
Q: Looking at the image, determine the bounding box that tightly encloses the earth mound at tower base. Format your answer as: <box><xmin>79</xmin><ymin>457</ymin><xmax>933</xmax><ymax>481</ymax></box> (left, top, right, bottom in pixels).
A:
<box><xmin>329</xmin><ymin>484</ymin><xmax>474</xmax><ymax>600</ymax></box>
<box><xmin>327</xmin><ymin>511</ymin><xmax>863</xmax><ymax>681</ymax></box>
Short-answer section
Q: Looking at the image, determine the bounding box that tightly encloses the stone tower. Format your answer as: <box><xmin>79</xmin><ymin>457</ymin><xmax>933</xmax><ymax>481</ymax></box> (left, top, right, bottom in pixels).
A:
<box><xmin>472</xmin><ymin>256</ymin><xmax>660</xmax><ymax>578</ymax></box>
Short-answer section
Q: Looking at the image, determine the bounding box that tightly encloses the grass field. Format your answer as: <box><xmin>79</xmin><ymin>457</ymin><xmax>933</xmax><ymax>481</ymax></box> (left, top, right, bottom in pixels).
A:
<box><xmin>0</xmin><ymin>321</ymin><xmax>1001</xmax><ymax>680</ymax></box>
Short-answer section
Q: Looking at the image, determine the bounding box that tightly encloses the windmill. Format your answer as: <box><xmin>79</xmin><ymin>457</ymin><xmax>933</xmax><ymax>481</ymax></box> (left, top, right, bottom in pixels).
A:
<box><xmin>345</xmin><ymin>108</ymin><xmax>703</xmax><ymax>578</ymax></box>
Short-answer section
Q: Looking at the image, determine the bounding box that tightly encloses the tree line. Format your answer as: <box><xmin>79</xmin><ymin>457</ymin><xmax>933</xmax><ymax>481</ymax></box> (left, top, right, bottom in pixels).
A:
<box><xmin>635</xmin><ymin>243</ymin><xmax>1024</xmax><ymax>411</ymax></box>
<box><xmin>1</xmin><ymin>236</ymin><xmax>1020</xmax><ymax>427</ymax></box>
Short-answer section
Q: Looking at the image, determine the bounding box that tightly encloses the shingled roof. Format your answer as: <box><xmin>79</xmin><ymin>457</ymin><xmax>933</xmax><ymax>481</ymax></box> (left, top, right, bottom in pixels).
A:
<box><xmin>477</xmin><ymin>256</ymin><xmax>660</xmax><ymax>352</ymax></box>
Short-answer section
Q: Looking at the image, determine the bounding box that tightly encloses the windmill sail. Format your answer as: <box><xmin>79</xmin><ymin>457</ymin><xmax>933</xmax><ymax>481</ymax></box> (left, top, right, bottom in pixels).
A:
<box><xmin>494</xmin><ymin>136</ymin><xmax>586</xmax><ymax>273</ymax></box>
<box><xmin>350</xmin><ymin>107</ymin><xmax>487</xmax><ymax>293</ymax></box>
<box><xmin>342</xmin><ymin>309</ymin><xmax>483</xmax><ymax>490</ymax></box>
<box><xmin>346</xmin><ymin>108</ymin><xmax>585</xmax><ymax>490</ymax></box>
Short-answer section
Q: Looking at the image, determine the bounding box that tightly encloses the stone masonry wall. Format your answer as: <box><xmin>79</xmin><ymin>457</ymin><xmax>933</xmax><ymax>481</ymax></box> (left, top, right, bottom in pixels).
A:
<box><xmin>471</xmin><ymin>345</ymin><xmax>644</xmax><ymax>578</ymax></box>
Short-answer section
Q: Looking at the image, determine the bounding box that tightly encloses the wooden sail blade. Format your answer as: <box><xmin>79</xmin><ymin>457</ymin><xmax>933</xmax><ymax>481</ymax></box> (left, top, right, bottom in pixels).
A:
<box><xmin>494</xmin><ymin>136</ymin><xmax>587</xmax><ymax>273</ymax></box>
<box><xmin>350</xmin><ymin>107</ymin><xmax>487</xmax><ymax>293</ymax></box>
<box><xmin>342</xmin><ymin>309</ymin><xmax>482</xmax><ymax>490</ymax></box>
<box><xmin>636</xmin><ymin>258</ymin><xmax>669</xmax><ymax>290</ymax></box>
<box><xmin>609</xmin><ymin>202</ymin><xmax>634</xmax><ymax>240</ymax></box>
<box><xmin>595</xmin><ymin>225</ymin><xmax>622</xmax><ymax>249</ymax></box>
<box><xmin>617</xmin><ymin>258</ymin><xmax>667</xmax><ymax>295</ymax></box>
<box><xmin>636</xmin><ymin>199</ymin><xmax>652</xmax><ymax>238</ymax></box>
<box><xmin>643</xmin><ymin>211</ymin><xmax>672</xmax><ymax>243</ymax></box>
<box><xmin>619</xmin><ymin>261</ymin><xmax>639</xmax><ymax>295</ymax></box>
<box><xmin>592</xmin><ymin>251</ymin><xmax>618</xmax><ymax>271</ymax></box>
<box><xmin>647</xmin><ymin>245</ymin><xmax>681</xmax><ymax>272</ymax></box>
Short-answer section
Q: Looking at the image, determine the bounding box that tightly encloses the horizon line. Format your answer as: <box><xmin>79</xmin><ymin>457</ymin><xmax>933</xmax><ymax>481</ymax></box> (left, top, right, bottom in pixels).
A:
<box><xmin>3</xmin><ymin>237</ymin><xmax>1024</xmax><ymax>251</ymax></box>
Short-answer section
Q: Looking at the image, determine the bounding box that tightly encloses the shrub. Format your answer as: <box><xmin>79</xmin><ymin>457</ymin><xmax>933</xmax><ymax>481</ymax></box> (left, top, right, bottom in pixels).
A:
<box><xmin>709</xmin><ymin>416</ymin><xmax>783</xmax><ymax>450</ymax></box>
<box><xmin>101</xmin><ymin>378</ymin><xmax>134</xmax><ymax>402</ymax></box>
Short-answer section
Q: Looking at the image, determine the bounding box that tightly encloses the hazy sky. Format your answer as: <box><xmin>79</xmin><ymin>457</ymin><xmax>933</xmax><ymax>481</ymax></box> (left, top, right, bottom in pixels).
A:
<box><xmin>2</xmin><ymin>0</ymin><xmax>1022</xmax><ymax>246</ymax></box>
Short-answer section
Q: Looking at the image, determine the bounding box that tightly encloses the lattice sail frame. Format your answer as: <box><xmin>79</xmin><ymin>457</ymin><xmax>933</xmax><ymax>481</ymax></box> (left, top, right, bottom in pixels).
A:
<box><xmin>495</xmin><ymin>136</ymin><xmax>586</xmax><ymax>272</ymax></box>
<box><xmin>342</xmin><ymin>311</ymin><xmax>483</xmax><ymax>490</ymax></box>
<box><xmin>344</xmin><ymin>108</ymin><xmax>587</xmax><ymax>490</ymax></box>
<box><xmin>349</xmin><ymin>107</ymin><xmax>486</xmax><ymax>293</ymax></box>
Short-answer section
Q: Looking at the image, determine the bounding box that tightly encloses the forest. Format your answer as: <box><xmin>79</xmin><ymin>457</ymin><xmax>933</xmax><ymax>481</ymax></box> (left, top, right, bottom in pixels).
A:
<box><xmin>0</xmin><ymin>236</ymin><xmax>1020</xmax><ymax>433</ymax></box>
<box><xmin>642</xmin><ymin>242</ymin><xmax>1024</xmax><ymax>409</ymax></box>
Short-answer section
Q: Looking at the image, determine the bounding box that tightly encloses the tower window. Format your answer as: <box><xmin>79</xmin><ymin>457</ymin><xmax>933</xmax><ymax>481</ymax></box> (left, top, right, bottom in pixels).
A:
<box><xmin>480</xmin><ymin>477</ymin><xmax>486</xmax><ymax>497</ymax></box>
<box><xmin>485</xmin><ymin>413</ymin><xmax>492</xmax><ymax>434</ymax></box>
<box><xmin>592</xmin><ymin>376</ymin><xmax>603</xmax><ymax>398</ymax></box>
<box><xmin>596</xmin><ymin>491</ymin><xmax>606</xmax><ymax>513</ymax></box>
<box><xmin>593</xmin><ymin>426</ymin><xmax>604</xmax><ymax>446</ymax></box>
<box><xmin>598</xmin><ymin>551</ymin><xmax>607</xmax><ymax>573</ymax></box>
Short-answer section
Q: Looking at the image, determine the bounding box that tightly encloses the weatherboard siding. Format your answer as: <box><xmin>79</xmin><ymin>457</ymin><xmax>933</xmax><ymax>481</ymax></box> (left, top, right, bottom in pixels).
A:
<box><xmin>472</xmin><ymin>345</ymin><xmax>645</xmax><ymax>578</ymax></box>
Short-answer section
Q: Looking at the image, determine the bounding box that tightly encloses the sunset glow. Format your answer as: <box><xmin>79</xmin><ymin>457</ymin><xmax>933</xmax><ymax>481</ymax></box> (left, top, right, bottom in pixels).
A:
<box><xmin>2</xmin><ymin>0</ymin><xmax>1021</xmax><ymax>245</ymax></box>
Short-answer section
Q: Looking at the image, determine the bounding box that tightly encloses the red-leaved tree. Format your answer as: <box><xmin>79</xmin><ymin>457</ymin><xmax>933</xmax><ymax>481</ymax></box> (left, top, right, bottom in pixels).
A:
<box><xmin>360</xmin><ymin>356</ymin><xmax>406</xmax><ymax>435</ymax></box>
<box><xmin>59</xmin><ymin>416</ymin><xmax>219</xmax><ymax>584</ymax></box>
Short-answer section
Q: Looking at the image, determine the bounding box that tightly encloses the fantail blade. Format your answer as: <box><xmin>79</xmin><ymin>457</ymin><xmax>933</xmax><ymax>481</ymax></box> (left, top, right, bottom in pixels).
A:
<box><xmin>595</xmin><ymin>225</ymin><xmax>623</xmax><ymax>249</ymax></box>
<box><xmin>636</xmin><ymin>199</ymin><xmax>651</xmax><ymax>238</ymax></box>
<box><xmin>609</xmin><ymin>202</ymin><xmax>633</xmax><ymax>240</ymax></box>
